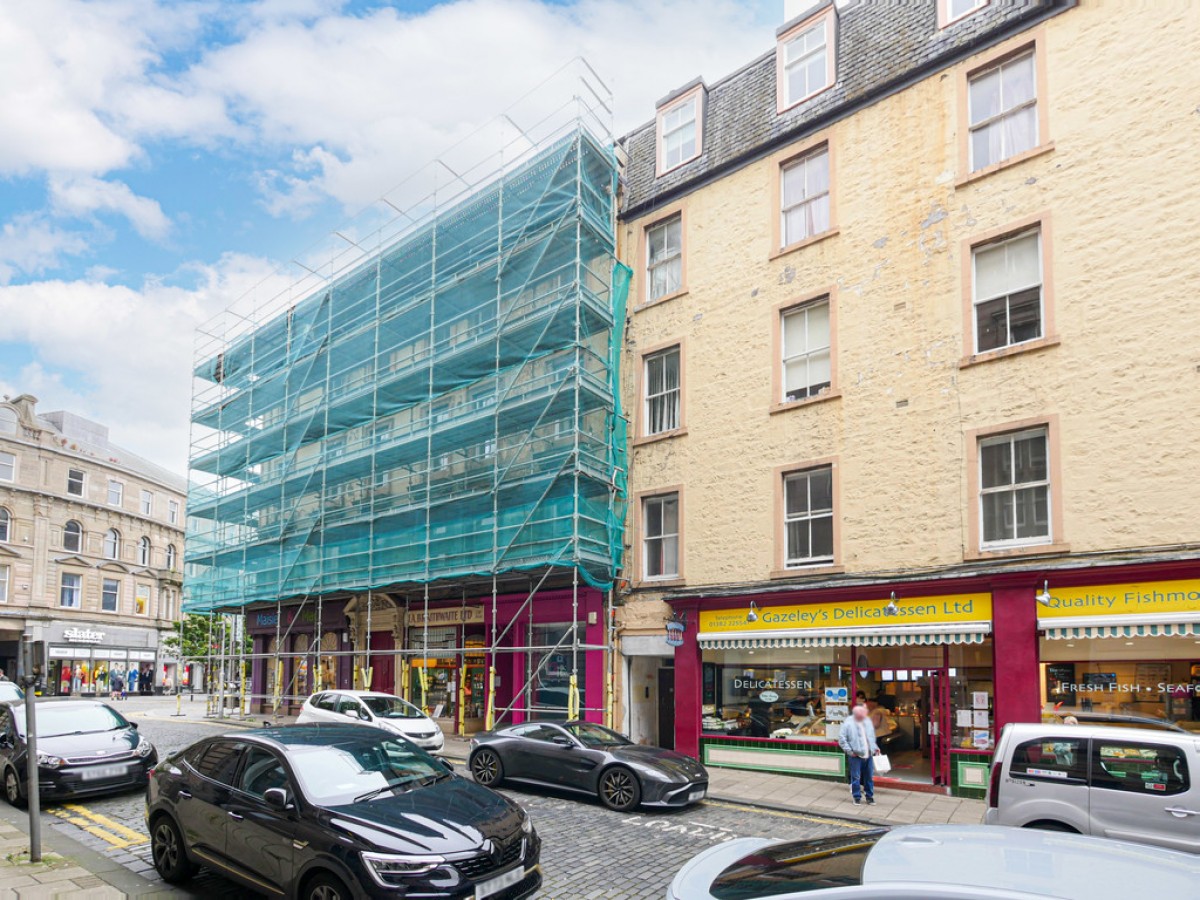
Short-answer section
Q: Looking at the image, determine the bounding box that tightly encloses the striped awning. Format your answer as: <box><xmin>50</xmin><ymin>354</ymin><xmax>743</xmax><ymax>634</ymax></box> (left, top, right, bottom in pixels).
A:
<box><xmin>698</xmin><ymin>623</ymin><xmax>991</xmax><ymax>650</ymax></box>
<box><xmin>1043</xmin><ymin>622</ymin><xmax>1200</xmax><ymax>641</ymax></box>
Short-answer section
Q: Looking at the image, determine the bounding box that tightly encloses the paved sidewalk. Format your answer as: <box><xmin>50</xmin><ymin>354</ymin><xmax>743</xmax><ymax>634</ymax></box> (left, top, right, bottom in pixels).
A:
<box><xmin>131</xmin><ymin>696</ymin><xmax>986</xmax><ymax>827</ymax></box>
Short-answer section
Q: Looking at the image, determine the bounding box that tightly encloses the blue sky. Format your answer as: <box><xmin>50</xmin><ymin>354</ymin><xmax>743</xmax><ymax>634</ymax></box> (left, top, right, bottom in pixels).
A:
<box><xmin>0</xmin><ymin>0</ymin><xmax>782</xmax><ymax>471</ymax></box>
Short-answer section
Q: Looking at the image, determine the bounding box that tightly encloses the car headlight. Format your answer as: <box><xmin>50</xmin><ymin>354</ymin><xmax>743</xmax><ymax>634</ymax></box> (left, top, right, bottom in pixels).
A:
<box><xmin>37</xmin><ymin>753</ymin><xmax>66</xmax><ymax>769</ymax></box>
<box><xmin>521</xmin><ymin>813</ymin><xmax>533</xmax><ymax>834</ymax></box>
<box><xmin>361</xmin><ymin>852</ymin><xmax>446</xmax><ymax>887</ymax></box>
<box><xmin>136</xmin><ymin>737</ymin><xmax>154</xmax><ymax>758</ymax></box>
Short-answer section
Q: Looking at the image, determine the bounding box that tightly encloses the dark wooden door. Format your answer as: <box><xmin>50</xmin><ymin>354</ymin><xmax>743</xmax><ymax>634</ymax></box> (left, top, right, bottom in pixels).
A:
<box><xmin>657</xmin><ymin>667</ymin><xmax>676</xmax><ymax>750</ymax></box>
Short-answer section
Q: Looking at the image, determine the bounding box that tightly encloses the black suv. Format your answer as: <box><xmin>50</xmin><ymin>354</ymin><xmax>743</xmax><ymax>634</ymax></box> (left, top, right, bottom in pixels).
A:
<box><xmin>146</xmin><ymin>724</ymin><xmax>541</xmax><ymax>900</ymax></box>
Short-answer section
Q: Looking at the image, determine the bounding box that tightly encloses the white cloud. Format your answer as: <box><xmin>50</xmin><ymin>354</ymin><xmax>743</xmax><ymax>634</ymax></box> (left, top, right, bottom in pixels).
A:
<box><xmin>0</xmin><ymin>253</ymin><xmax>290</xmax><ymax>471</ymax></box>
<box><xmin>49</xmin><ymin>176</ymin><xmax>172</xmax><ymax>242</ymax></box>
<box><xmin>0</xmin><ymin>214</ymin><xmax>91</xmax><ymax>284</ymax></box>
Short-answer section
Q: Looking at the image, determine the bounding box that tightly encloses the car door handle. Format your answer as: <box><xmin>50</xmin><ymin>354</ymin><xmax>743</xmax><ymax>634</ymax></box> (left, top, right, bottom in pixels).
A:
<box><xmin>178</xmin><ymin>790</ymin><xmax>192</xmax><ymax>799</ymax></box>
<box><xmin>1164</xmin><ymin>806</ymin><xmax>1200</xmax><ymax>817</ymax></box>
<box><xmin>227</xmin><ymin>811</ymin><xmax>244</xmax><ymax>820</ymax></box>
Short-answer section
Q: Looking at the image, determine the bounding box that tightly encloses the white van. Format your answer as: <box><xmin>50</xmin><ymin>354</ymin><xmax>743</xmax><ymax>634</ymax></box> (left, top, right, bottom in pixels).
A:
<box><xmin>985</xmin><ymin>722</ymin><xmax>1200</xmax><ymax>854</ymax></box>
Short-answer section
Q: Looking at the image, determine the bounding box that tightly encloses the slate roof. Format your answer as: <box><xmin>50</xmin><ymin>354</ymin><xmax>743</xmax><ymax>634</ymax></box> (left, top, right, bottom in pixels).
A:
<box><xmin>620</xmin><ymin>0</ymin><xmax>1073</xmax><ymax>218</ymax></box>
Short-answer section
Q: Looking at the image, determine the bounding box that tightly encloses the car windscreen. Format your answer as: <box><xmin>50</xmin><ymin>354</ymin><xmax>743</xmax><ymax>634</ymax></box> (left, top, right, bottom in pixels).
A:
<box><xmin>565</xmin><ymin>722</ymin><xmax>632</xmax><ymax>748</ymax></box>
<box><xmin>17</xmin><ymin>704</ymin><xmax>129</xmax><ymax>737</ymax></box>
<box><xmin>288</xmin><ymin>733</ymin><xmax>447</xmax><ymax>805</ymax></box>
<box><xmin>360</xmin><ymin>695</ymin><xmax>426</xmax><ymax>720</ymax></box>
<box><xmin>710</xmin><ymin>831</ymin><xmax>885</xmax><ymax>899</ymax></box>
<box><xmin>0</xmin><ymin>684</ymin><xmax>24</xmax><ymax>701</ymax></box>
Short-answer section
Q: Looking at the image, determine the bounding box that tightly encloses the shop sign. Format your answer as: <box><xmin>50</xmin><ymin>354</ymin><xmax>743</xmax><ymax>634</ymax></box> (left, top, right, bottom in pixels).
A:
<box><xmin>63</xmin><ymin>628</ymin><xmax>105</xmax><ymax>644</ymax></box>
<box><xmin>256</xmin><ymin>612</ymin><xmax>279</xmax><ymax>627</ymax></box>
<box><xmin>699</xmin><ymin>593</ymin><xmax>992</xmax><ymax>634</ymax></box>
<box><xmin>129</xmin><ymin>650</ymin><xmax>157</xmax><ymax>661</ymax></box>
<box><xmin>664</xmin><ymin>612</ymin><xmax>686</xmax><ymax>647</ymax></box>
<box><xmin>759</xmin><ymin>690</ymin><xmax>780</xmax><ymax>703</ymax></box>
<box><xmin>405</xmin><ymin>606</ymin><xmax>485</xmax><ymax>628</ymax></box>
<box><xmin>1038</xmin><ymin>578</ymin><xmax>1200</xmax><ymax>618</ymax></box>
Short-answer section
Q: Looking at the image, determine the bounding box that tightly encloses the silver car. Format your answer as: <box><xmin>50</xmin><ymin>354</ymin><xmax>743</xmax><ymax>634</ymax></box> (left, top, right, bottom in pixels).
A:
<box><xmin>296</xmin><ymin>690</ymin><xmax>446</xmax><ymax>753</ymax></box>
<box><xmin>665</xmin><ymin>824</ymin><xmax>1200</xmax><ymax>899</ymax></box>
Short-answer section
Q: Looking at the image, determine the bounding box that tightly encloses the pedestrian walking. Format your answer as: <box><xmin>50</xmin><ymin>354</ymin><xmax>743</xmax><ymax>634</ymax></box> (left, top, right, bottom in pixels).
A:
<box><xmin>837</xmin><ymin>704</ymin><xmax>881</xmax><ymax>806</ymax></box>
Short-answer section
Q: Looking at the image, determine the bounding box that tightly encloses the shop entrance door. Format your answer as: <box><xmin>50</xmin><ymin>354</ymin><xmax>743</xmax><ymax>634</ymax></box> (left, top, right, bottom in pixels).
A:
<box><xmin>852</xmin><ymin>666</ymin><xmax>952</xmax><ymax>787</ymax></box>
<box><xmin>657</xmin><ymin>668</ymin><xmax>675</xmax><ymax>750</ymax></box>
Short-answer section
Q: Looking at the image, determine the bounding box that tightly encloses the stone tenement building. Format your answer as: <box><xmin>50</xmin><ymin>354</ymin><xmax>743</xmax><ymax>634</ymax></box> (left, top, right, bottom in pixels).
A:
<box><xmin>0</xmin><ymin>395</ymin><xmax>186</xmax><ymax>693</ymax></box>
<box><xmin>614</xmin><ymin>0</ymin><xmax>1200</xmax><ymax>797</ymax></box>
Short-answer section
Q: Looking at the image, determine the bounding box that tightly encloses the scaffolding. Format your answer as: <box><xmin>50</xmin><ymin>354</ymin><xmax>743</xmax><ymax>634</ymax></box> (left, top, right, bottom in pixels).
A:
<box><xmin>184</xmin><ymin>62</ymin><xmax>628</xmax><ymax>726</ymax></box>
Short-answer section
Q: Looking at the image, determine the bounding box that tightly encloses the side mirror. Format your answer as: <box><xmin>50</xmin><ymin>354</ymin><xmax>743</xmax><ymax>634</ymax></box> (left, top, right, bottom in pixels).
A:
<box><xmin>343</xmin><ymin>709</ymin><xmax>360</xmax><ymax>719</ymax></box>
<box><xmin>550</xmin><ymin>735</ymin><xmax>574</xmax><ymax>748</ymax></box>
<box><xmin>439</xmin><ymin>759</ymin><xmax>455</xmax><ymax>774</ymax></box>
<box><xmin>129</xmin><ymin>722</ymin><xmax>138</xmax><ymax>730</ymax></box>
<box><xmin>263</xmin><ymin>787</ymin><xmax>293</xmax><ymax>811</ymax></box>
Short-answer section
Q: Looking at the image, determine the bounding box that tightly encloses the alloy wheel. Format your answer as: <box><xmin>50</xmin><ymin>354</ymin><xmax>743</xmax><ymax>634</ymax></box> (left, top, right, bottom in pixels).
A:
<box><xmin>471</xmin><ymin>751</ymin><xmax>500</xmax><ymax>785</ymax></box>
<box><xmin>5</xmin><ymin>769</ymin><xmax>19</xmax><ymax>804</ymax></box>
<box><xmin>602</xmin><ymin>770</ymin><xmax>635</xmax><ymax>808</ymax></box>
<box><xmin>152</xmin><ymin>821</ymin><xmax>180</xmax><ymax>871</ymax></box>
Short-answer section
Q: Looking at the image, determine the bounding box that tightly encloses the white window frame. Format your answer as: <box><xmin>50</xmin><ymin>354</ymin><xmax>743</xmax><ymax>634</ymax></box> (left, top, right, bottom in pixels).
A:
<box><xmin>645</xmin><ymin>215</ymin><xmax>683</xmax><ymax>303</ymax></box>
<box><xmin>940</xmin><ymin>0</ymin><xmax>988</xmax><ymax>27</ymax></box>
<box><xmin>657</xmin><ymin>93</ymin><xmax>701</xmax><ymax>175</ymax></box>
<box><xmin>63</xmin><ymin>520</ymin><xmax>83</xmax><ymax>553</ymax></box>
<box><xmin>968</xmin><ymin>50</ymin><xmax>1038</xmax><ymax>172</ymax></box>
<box><xmin>103</xmin><ymin>529</ymin><xmax>121</xmax><ymax>561</ymax></box>
<box><xmin>107</xmin><ymin>479</ymin><xmax>124</xmax><ymax>506</ymax></box>
<box><xmin>60</xmin><ymin>572</ymin><xmax>82</xmax><ymax>609</ymax></box>
<box><xmin>779</xmin><ymin>13</ymin><xmax>833</xmax><ymax>110</ymax></box>
<box><xmin>643</xmin><ymin>347</ymin><xmax>681</xmax><ymax>437</ymax></box>
<box><xmin>67</xmin><ymin>468</ymin><xmax>85</xmax><ymax>496</ymax></box>
<box><xmin>138</xmin><ymin>536</ymin><xmax>152</xmax><ymax>567</ymax></box>
<box><xmin>641</xmin><ymin>493</ymin><xmax>680</xmax><ymax>581</ymax></box>
<box><xmin>780</xmin><ymin>147</ymin><xmax>831</xmax><ymax>248</ymax></box>
<box><xmin>783</xmin><ymin>466</ymin><xmax>835</xmax><ymax>568</ymax></box>
<box><xmin>978</xmin><ymin>428</ymin><xmax>1051</xmax><ymax>549</ymax></box>
<box><xmin>0</xmin><ymin>565</ymin><xmax>8</xmax><ymax>604</ymax></box>
<box><xmin>168</xmin><ymin>499</ymin><xmax>180</xmax><ymax>525</ymax></box>
<box><xmin>135</xmin><ymin>583</ymin><xmax>151</xmax><ymax>617</ymax></box>
<box><xmin>972</xmin><ymin>228</ymin><xmax>1043</xmax><ymax>353</ymax></box>
<box><xmin>0</xmin><ymin>508</ymin><xmax>9</xmax><ymax>543</ymax></box>
<box><xmin>0</xmin><ymin>452</ymin><xmax>14</xmax><ymax>483</ymax></box>
<box><xmin>781</xmin><ymin>299</ymin><xmax>832</xmax><ymax>402</ymax></box>
<box><xmin>140</xmin><ymin>489</ymin><xmax>153</xmax><ymax>516</ymax></box>
<box><xmin>166</xmin><ymin>544</ymin><xmax>178</xmax><ymax>570</ymax></box>
<box><xmin>101</xmin><ymin>578</ymin><xmax>121</xmax><ymax>613</ymax></box>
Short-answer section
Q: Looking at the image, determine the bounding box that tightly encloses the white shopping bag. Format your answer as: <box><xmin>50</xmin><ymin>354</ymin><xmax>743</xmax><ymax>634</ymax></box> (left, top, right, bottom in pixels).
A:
<box><xmin>873</xmin><ymin>754</ymin><xmax>892</xmax><ymax>775</ymax></box>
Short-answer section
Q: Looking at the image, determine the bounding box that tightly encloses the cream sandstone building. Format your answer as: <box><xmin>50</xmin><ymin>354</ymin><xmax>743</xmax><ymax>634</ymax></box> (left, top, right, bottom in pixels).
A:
<box><xmin>615</xmin><ymin>0</ymin><xmax>1200</xmax><ymax>796</ymax></box>
<box><xmin>0</xmin><ymin>395</ymin><xmax>186</xmax><ymax>693</ymax></box>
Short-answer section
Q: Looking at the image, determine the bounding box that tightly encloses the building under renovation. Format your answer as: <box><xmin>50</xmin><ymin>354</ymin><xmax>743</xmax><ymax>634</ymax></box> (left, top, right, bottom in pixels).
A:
<box><xmin>185</xmin><ymin>82</ymin><xmax>628</xmax><ymax>733</ymax></box>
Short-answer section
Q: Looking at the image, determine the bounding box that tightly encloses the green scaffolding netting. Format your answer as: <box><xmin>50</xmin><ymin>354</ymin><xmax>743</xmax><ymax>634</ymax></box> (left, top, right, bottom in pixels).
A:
<box><xmin>184</xmin><ymin>129</ymin><xmax>628</xmax><ymax>613</ymax></box>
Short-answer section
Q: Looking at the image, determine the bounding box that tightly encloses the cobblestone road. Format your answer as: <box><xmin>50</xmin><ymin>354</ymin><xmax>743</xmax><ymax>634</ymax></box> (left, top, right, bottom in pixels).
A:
<box><xmin>30</xmin><ymin>708</ymin><xmax>862</xmax><ymax>898</ymax></box>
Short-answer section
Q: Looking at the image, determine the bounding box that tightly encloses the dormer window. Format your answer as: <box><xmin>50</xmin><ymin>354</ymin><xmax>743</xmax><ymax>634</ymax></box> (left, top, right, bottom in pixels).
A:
<box><xmin>777</xmin><ymin>6</ymin><xmax>836</xmax><ymax>113</ymax></box>
<box><xmin>656</xmin><ymin>84</ymin><xmax>704</xmax><ymax>176</ymax></box>
<box><xmin>939</xmin><ymin>0</ymin><xmax>988</xmax><ymax>28</ymax></box>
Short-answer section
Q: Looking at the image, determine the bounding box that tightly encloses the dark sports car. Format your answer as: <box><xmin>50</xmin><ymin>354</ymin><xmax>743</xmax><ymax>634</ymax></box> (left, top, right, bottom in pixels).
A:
<box><xmin>469</xmin><ymin>721</ymin><xmax>707</xmax><ymax>812</ymax></box>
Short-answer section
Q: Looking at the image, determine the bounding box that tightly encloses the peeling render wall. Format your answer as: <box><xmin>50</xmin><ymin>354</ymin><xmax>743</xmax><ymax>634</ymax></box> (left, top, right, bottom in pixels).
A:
<box><xmin>617</xmin><ymin>2</ymin><xmax>1200</xmax><ymax>620</ymax></box>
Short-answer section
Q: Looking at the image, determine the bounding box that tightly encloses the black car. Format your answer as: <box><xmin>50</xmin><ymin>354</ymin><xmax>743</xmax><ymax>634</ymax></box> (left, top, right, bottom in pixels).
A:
<box><xmin>146</xmin><ymin>723</ymin><xmax>541</xmax><ymax>900</ymax></box>
<box><xmin>0</xmin><ymin>699</ymin><xmax>157</xmax><ymax>805</ymax></box>
<box><xmin>469</xmin><ymin>721</ymin><xmax>708</xmax><ymax>812</ymax></box>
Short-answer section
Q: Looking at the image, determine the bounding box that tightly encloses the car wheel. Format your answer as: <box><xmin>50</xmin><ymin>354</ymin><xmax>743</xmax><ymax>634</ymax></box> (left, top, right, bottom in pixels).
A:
<box><xmin>470</xmin><ymin>749</ymin><xmax>504</xmax><ymax>787</ymax></box>
<box><xmin>599</xmin><ymin>766</ymin><xmax>641</xmax><ymax>812</ymax></box>
<box><xmin>150</xmin><ymin>815</ymin><xmax>197</xmax><ymax>883</ymax></box>
<box><xmin>304</xmin><ymin>871</ymin><xmax>352</xmax><ymax>900</ymax></box>
<box><xmin>4</xmin><ymin>767</ymin><xmax>25</xmax><ymax>808</ymax></box>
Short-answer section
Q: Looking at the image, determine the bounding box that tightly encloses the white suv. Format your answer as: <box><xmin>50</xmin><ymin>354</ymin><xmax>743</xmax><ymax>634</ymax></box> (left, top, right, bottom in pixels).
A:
<box><xmin>985</xmin><ymin>721</ymin><xmax>1200</xmax><ymax>854</ymax></box>
<box><xmin>296</xmin><ymin>690</ymin><xmax>445</xmax><ymax>753</ymax></box>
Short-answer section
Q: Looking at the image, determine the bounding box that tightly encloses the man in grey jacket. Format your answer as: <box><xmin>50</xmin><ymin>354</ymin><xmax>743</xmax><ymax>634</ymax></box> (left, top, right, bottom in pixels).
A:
<box><xmin>837</xmin><ymin>704</ymin><xmax>880</xmax><ymax>805</ymax></box>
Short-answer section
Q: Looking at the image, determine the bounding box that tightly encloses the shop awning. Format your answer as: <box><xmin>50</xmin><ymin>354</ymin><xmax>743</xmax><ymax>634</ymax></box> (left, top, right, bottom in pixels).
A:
<box><xmin>698</xmin><ymin>623</ymin><xmax>991</xmax><ymax>650</ymax></box>
<box><xmin>1043</xmin><ymin>621</ymin><xmax>1200</xmax><ymax>640</ymax></box>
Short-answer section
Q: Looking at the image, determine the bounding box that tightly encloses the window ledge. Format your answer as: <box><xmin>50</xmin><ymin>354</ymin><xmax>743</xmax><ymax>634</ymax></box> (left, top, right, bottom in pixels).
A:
<box><xmin>633</xmin><ymin>427</ymin><xmax>688</xmax><ymax>447</ymax></box>
<box><xmin>959</xmin><ymin>335</ymin><xmax>1060</xmax><ymax>369</ymax></box>
<box><xmin>778</xmin><ymin>81</ymin><xmax>835</xmax><ymax>117</ymax></box>
<box><xmin>964</xmin><ymin>541</ymin><xmax>1070</xmax><ymax>562</ymax></box>
<box><xmin>769</xmin><ymin>564</ymin><xmax>845</xmax><ymax>580</ymax></box>
<box><xmin>956</xmin><ymin>142</ymin><xmax>1056</xmax><ymax>189</ymax></box>
<box><xmin>634</xmin><ymin>577</ymin><xmax>686</xmax><ymax>590</ymax></box>
<box><xmin>770</xmin><ymin>389</ymin><xmax>842</xmax><ymax>415</ymax></box>
<box><xmin>634</xmin><ymin>289</ymin><xmax>689</xmax><ymax>314</ymax></box>
<box><xmin>770</xmin><ymin>227</ymin><xmax>839</xmax><ymax>261</ymax></box>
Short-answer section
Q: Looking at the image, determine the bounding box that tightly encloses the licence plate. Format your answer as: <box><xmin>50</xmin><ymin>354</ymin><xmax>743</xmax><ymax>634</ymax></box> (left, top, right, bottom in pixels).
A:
<box><xmin>475</xmin><ymin>866</ymin><xmax>525</xmax><ymax>899</ymax></box>
<box><xmin>81</xmin><ymin>764</ymin><xmax>130</xmax><ymax>782</ymax></box>
<box><xmin>689</xmin><ymin>789</ymin><xmax>706</xmax><ymax>802</ymax></box>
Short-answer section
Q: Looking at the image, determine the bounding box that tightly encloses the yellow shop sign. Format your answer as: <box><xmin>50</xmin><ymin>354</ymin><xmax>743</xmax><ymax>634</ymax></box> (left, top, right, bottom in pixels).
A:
<box><xmin>1039</xmin><ymin>579</ymin><xmax>1200</xmax><ymax>618</ymax></box>
<box><xmin>699</xmin><ymin>593</ymin><xmax>992</xmax><ymax>634</ymax></box>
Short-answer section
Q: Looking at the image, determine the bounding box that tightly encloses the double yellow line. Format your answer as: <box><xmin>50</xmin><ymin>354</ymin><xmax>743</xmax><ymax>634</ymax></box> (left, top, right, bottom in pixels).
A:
<box><xmin>48</xmin><ymin>803</ymin><xmax>148</xmax><ymax>850</ymax></box>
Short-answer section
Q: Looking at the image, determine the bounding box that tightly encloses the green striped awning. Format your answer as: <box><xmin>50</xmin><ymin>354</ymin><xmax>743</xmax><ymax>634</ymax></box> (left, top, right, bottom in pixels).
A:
<box><xmin>699</xmin><ymin>628</ymin><xmax>990</xmax><ymax>650</ymax></box>
<box><xmin>1043</xmin><ymin>622</ymin><xmax>1200</xmax><ymax>640</ymax></box>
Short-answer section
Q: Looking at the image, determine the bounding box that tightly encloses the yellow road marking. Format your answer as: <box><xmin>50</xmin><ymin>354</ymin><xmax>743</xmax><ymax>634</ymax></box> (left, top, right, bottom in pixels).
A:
<box><xmin>48</xmin><ymin>807</ymin><xmax>141</xmax><ymax>849</ymax></box>
<box><xmin>704</xmin><ymin>799</ymin><xmax>865</xmax><ymax>829</ymax></box>
<box><xmin>62</xmin><ymin>803</ymin><xmax>148</xmax><ymax>844</ymax></box>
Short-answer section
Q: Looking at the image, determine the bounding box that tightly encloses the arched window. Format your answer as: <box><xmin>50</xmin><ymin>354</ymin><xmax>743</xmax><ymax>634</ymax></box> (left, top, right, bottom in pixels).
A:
<box><xmin>63</xmin><ymin>520</ymin><xmax>83</xmax><ymax>553</ymax></box>
<box><xmin>0</xmin><ymin>508</ymin><xmax>9</xmax><ymax>543</ymax></box>
<box><xmin>138</xmin><ymin>536</ymin><xmax>151</xmax><ymax>567</ymax></box>
<box><xmin>103</xmin><ymin>528</ymin><xmax>121</xmax><ymax>560</ymax></box>
<box><xmin>166</xmin><ymin>543</ymin><xmax>177</xmax><ymax>570</ymax></box>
